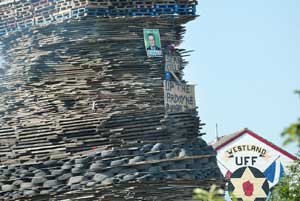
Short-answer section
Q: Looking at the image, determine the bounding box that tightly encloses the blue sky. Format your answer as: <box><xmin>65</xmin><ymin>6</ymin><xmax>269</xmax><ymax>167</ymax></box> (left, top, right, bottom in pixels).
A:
<box><xmin>182</xmin><ymin>0</ymin><xmax>300</xmax><ymax>155</ymax></box>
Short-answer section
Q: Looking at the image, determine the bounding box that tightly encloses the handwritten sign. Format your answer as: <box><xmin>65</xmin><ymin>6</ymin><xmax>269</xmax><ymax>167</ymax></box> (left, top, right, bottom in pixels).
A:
<box><xmin>165</xmin><ymin>55</ymin><xmax>181</xmax><ymax>73</ymax></box>
<box><xmin>164</xmin><ymin>81</ymin><xmax>196</xmax><ymax>113</ymax></box>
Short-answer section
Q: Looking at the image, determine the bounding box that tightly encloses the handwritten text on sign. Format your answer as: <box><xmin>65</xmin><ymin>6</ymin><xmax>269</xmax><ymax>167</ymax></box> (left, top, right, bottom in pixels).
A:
<box><xmin>164</xmin><ymin>81</ymin><xmax>196</xmax><ymax>113</ymax></box>
<box><xmin>165</xmin><ymin>55</ymin><xmax>181</xmax><ymax>73</ymax></box>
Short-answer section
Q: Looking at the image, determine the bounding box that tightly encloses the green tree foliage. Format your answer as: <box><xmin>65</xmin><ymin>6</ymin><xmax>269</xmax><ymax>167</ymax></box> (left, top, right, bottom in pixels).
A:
<box><xmin>270</xmin><ymin>90</ymin><xmax>300</xmax><ymax>201</ymax></box>
<box><xmin>281</xmin><ymin>118</ymin><xmax>300</xmax><ymax>152</ymax></box>
<box><xmin>281</xmin><ymin>90</ymin><xmax>300</xmax><ymax>154</ymax></box>
<box><xmin>193</xmin><ymin>185</ymin><xmax>237</xmax><ymax>201</ymax></box>
<box><xmin>269</xmin><ymin>161</ymin><xmax>300</xmax><ymax>201</ymax></box>
<box><xmin>193</xmin><ymin>185</ymin><xmax>225</xmax><ymax>201</ymax></box>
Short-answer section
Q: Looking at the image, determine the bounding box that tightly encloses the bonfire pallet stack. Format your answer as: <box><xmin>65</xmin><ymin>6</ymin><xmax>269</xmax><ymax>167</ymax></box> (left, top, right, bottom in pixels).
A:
<box><xmin>0</xmin><ymin>1</ymin><xmax>224</xmax><ymax>200</ymax></box>
<box><xmin>0</xmin><ymin>0</ymin><xmax>197</xmax><ymax>36</ymax></box>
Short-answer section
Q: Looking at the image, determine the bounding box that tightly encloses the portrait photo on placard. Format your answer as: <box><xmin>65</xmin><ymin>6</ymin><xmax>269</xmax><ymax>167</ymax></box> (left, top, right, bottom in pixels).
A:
<box><xmin>143</xmin><ymin>29</ymin><xmax>162</xmax><ymax>57</ymax></box>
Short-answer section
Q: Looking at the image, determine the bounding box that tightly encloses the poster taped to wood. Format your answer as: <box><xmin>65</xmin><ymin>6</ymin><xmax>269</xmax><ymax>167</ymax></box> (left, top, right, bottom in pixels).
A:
<box><xmin>164</xmin><ymin>81</ymin><xmax>196</xmax><ymax>113</ymax></box>
<box><xmin>143</xmin><ymin>29</ymin><xmax>162</xmax><ymax>57</ymax></box>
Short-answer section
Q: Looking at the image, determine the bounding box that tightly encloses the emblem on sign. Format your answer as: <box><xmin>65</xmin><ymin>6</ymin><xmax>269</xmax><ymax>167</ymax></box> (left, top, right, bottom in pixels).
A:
<box><xmin>228</xmin><ymin>166</ymin><xmax>269</xmax><ymax>201</ymax></box>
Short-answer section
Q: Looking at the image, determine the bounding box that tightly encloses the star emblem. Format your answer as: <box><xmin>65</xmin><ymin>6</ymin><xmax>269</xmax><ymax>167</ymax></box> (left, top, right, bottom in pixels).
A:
<box><xmin>229</xmin><ymin>167</ymin><xmax>269</xmax><ymax>201</ymax></box>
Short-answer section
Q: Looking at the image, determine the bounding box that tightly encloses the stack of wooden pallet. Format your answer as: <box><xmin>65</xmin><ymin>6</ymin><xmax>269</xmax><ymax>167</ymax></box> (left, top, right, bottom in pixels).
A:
<box><xmin>0</xmin><ymin>5</ymin><xmax>224</xmax><ymax>200</ymax></box>
<box><xmin>0</xmin><ymin>0</ymin><xmax>197</xmax><ymax>36</ymax></box>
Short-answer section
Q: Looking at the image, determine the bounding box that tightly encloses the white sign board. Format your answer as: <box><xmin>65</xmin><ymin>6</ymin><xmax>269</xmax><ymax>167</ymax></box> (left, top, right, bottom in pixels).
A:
<box><xmin>165</xmin><ymin>55</ymin><xmax>181</xmax><ymax>73</ymax></box>
<box><xmin>214</xmin><ymin>130</ymin><xmax>297</xmax><ymax>200</ymax></box>
<box><xmin>164</xmin><ymin>81</ymin><xmax>196</xmax><ymax>113</ymax></box>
